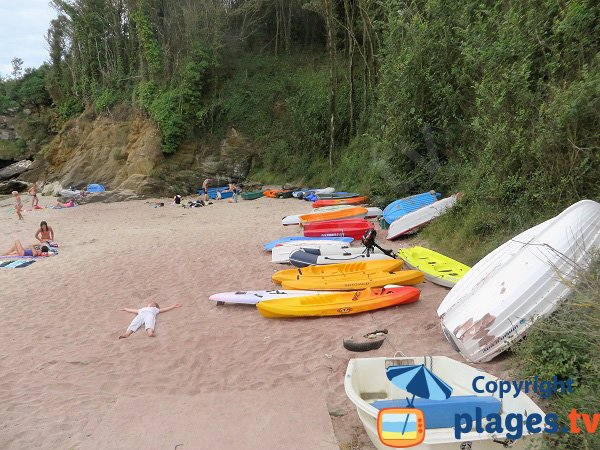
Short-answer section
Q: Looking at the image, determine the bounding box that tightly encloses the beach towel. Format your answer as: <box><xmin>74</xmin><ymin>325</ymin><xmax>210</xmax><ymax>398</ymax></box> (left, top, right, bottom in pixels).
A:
<box><xmin>0</xmin><ymin>260</ymin><xmax>35</xmax><ymax>268</ymax></box>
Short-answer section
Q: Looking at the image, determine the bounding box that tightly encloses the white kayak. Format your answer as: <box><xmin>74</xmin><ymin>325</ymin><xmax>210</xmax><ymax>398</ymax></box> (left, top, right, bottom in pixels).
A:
<box><xmin>438</xmin><ymin>199</ymin><xmax>600</xmax><ymax>363</ymax></box>
<box><xmin>209</xmin><ymin>289</ymin><xmax>340</xmax><ymax>305</ymax></box>
<box><xmin>271</xmin><ymin>240</ymin><xmax>351</xmax><ymax>263</ymax></box>
<box><xmin>282</xmin><ymin>206</ymin><xmax>382</xmax><ymax>226</ymax></box>
<box><xmin>387</xmin><ymin>195</ymin><xmax>458</xmax><ymax>240</ymax></box>
<box><xmin>289</xmin><ymin>248</ymin><xmax>392</xmax><ymax>267</ymax></box>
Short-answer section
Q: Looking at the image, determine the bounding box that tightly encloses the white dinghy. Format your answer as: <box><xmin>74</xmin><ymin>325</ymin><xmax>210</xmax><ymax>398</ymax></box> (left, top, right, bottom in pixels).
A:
<box><xmin>438</xmin><ymin>199</ymin><xmax>600</xmax><ymax>363</ymax></box>
<box><xmin>345</xmin><ymin>355</ymin><xmax>544</xmax><ymax>450</ymax></box>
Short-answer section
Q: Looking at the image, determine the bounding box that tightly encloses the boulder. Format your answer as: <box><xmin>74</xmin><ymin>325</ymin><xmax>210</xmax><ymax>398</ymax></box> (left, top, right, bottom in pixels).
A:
<box><xmin>0</xmin><ymin>160</ymin><xmax>32</xmax><ymax>180</ymax></box>
<box><xmin>77</xmin><ymin>189</ymin><xmax>145</xmax><ymax>204</ymax></box>
<box><xmin>0</xmin><ymin>179</ymin><xmax>29</xmax><ymax>194</ymax></box>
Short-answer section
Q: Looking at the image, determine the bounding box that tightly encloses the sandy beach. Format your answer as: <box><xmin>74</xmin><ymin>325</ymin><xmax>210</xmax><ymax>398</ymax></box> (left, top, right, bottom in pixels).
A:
<box><xmin>0</xmin><ymin>195</ymin><xmax>509</xmax><ymax>449</ymax></box>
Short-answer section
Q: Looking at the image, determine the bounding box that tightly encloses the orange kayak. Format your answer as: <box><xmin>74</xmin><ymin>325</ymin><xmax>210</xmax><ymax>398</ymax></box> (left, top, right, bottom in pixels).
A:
<box><xmin>312</xmin><ymin>196</ymin><xmax>369</xmax><ymax>207</ymax></box>
<box><xmin>263</xmin><ymin>189</ymin><xmax>295</xmax><ymax>198</ymax></box>
<box><xmin>256</xmin><ymin>286</ymin><xmax>421</xmax><ymax>318</ymax></box>
<box><xmin>299</xmin><ymin>206</ymin><xmax>368</xmax><ymax>224</ymax></box>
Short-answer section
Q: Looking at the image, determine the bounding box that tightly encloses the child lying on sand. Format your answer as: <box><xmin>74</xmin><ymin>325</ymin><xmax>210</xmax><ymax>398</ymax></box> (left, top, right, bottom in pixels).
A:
<box><xmin>119</xmin><ymin>302</ymin><xmax>182</xmax><ymax>338</ymax></box>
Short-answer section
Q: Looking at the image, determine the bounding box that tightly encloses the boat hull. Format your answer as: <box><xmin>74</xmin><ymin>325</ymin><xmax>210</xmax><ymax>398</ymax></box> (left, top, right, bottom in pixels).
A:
<box><xmin>438</xmin><ymin>200</ymin><xmax>600</xmax><ymax>362</ymax></box>
<box><xmin>387</xmin><ymin>196</ymin><xmax>457</xmax><ymax>240</ymax></box>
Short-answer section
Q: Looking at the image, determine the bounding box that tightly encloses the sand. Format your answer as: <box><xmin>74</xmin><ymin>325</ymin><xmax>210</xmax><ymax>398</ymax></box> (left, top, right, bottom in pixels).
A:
<box><xmin>0</xmin><ymin>194</ymin><xmax>509</xmax><ymax>449</ymax></box>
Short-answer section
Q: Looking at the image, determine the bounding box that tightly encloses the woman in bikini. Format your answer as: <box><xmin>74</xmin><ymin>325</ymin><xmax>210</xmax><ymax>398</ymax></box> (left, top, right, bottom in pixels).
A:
<box><xmin>35</xmin><ymin>221</ymin><xmax>56</xmax><ymax>246</ymax></box>
<box><xmin>3</xmin><ymin>240</ymin><xmax>49</xmax><ymax>257</ymax></box>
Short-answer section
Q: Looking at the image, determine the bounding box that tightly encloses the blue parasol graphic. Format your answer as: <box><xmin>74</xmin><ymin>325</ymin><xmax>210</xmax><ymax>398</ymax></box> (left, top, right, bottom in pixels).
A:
<box><xmin>386</xmin><ymin>364</ymin><xmax>453</xmax><ymax>434</ymax></box>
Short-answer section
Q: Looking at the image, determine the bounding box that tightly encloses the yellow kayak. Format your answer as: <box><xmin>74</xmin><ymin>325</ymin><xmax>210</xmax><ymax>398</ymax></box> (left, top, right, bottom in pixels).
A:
<box><xmin>299</xmin><ymin>206</ymin><xmax>368</xmax><ymax>224</ymax></box>
<box><xmin>257</xmin><ymin>286</ymin><xmax>421</xmax><ymax>318</ymax></box>
<box><xmin>272</xmin><ymin>260</ymin><xmax>404</xmax><ymax>284</ymax></box>
<box><xmin>280</xmin><ymin>269</ymin><xmax>424</xmax><ymax>291</ymax></box>
<box><xmin>397</xmin><ymin>246</ymin><xmax>470</xmax><ymax>287</ymax></box>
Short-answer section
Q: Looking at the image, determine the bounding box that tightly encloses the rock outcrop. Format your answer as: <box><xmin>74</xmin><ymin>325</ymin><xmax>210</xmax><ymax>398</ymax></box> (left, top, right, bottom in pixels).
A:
<box><xmin>0</xmin><ymin>160</ymin><xmax>32</xmax><ymax>180</ymax></box>
<box><xmin>0</xmin><ymin>179</ymin><xmax>29</xmax><ymax>194</ymax></box>
<box><xmin>21</xmin><ymin>105</ymin><xmax>255</xmax><ymax>197</ymax></box>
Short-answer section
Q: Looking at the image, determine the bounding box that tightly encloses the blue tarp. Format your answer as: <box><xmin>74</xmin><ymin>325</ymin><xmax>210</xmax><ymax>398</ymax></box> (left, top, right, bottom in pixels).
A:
<box><xmin>86</xmin><ymin>184</ymin><xmax>106</xmax><ymax>192</ymax></box>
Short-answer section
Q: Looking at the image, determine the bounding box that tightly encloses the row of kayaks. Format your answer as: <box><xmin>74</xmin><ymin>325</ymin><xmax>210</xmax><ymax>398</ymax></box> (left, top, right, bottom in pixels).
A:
<box><xmin>278</xmin><ymin>187</ymin><xmax>461</xmax><ymax>239</ymax></box>
<box><xmin>213</xmin><ymin>183</ymin><xmax>600</xmax><ymax>450</ymax></box>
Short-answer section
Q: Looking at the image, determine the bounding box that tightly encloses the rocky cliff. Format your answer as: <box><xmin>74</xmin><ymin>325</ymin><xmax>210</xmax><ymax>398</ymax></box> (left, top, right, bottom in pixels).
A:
<box><xmin>19</xmin><ymin>104</ymin><xmax>255</xmax><ymax>196</ymax></box>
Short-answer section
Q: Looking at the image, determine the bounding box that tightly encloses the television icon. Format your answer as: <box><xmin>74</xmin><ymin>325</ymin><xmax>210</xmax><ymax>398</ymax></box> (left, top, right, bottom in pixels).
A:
<box><xmin>377</xmin><ymin>407</ymin><xmax>425</xmax><ymax>448</ymax></box>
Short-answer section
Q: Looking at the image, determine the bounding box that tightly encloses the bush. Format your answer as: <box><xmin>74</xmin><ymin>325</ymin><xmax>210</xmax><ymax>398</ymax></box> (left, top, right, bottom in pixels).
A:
<box><xmin>512</xmin><ymin>256</ymin><xmax>600</xmax><ymax>449</ymax></box>
<box><xmin>94</xmin><ymin>89</ymin><xmax>118</xmax><ymax>112</ymax></box>
<box><xmin>58</xmin><ymin>97</ymin><xmax>84</xmax><ymax>122</ymax></box>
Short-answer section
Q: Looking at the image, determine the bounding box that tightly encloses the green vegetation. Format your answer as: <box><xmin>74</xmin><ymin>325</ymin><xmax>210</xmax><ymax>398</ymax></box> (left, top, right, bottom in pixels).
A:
<box><xmin>0</xmin><ymin>0</ymin><xmax>596</xmax><ymax>264</ymax></box>
<box><xmin>512</xmin><ymin>256</ymin><xmax>600</xmax><ymax>449</ymax></box>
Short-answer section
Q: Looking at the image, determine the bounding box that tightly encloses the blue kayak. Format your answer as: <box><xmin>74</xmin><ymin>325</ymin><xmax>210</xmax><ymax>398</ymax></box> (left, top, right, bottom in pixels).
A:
<box><xmin>383</xmin><ymin>191</ymin><xmax>441</xmax><ymax>224</ymax></box>
<box><xmin>263</xmin><ymin>236</ymin><xmax>354</xmax><ymax>251</ymax></box>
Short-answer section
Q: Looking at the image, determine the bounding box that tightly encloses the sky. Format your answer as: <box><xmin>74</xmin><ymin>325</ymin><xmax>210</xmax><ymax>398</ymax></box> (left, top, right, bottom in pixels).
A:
<box><xmin>0</xmin><ymin>1</ymin><xmax>57</xmax><ymax>78</ymax></box>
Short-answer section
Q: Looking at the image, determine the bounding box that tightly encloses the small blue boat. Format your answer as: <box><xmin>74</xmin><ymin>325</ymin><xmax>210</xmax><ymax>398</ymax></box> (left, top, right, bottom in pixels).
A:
<box><xmin>263</xmin><ymin>236</ymin><xmax>354</xmax><ymax>251</ymax></box>
<box><xmin>383</xmin><ymin>191</ymin><xmax>441</xmax><ymax>225</ymax></box>
<box><xmin>197</xmin><ymin>186</ymin><xmax>233</xmax><ymax>199</ymax></box>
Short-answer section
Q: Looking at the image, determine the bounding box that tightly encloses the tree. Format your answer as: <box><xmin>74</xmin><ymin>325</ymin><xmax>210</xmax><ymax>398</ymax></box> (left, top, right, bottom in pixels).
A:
<box><xmin>11</xmin><ymin>58</ymin><xmax>24</xmax><ymax>80</ymax></box>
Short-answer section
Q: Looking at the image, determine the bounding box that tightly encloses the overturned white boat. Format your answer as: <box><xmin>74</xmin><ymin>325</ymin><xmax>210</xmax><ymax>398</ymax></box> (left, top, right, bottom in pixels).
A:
<box><xmin>438</xmin><ymin>199</ymin><xmax>600</xmax><ymax>363</ymax></box>
<box><xmin>345</xmin><ymin>356</ymin><xmax>543</xmax><ymax>450</ymax></box>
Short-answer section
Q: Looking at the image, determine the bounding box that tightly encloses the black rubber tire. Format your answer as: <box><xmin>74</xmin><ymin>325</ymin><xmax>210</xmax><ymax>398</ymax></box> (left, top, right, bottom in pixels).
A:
<box><xmin>216</xmin><ymin>301</ymin><xmax>225</xmax><ymax>306</ymax></box>
<box><xmin>343</xmin><ymin>336</ymin><xmax>386</xmax><ymax>352</ymax></box>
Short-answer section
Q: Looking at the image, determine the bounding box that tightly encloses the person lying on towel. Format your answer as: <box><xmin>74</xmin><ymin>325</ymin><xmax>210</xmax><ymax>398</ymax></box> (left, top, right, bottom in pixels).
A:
<box><xmin>3</xmin><ymin>240</ymin><xmax>49</xmax><ymax>257</ymax></box>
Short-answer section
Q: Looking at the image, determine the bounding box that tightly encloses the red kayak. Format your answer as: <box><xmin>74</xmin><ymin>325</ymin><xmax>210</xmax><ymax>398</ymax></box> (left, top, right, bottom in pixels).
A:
<box><xmin>303</xmin><ymin>219</ymin><xmax>374</xmax><ymax>240</ymax></box>
<box><xmin>312</xmin><ymin>196</ymin><xmax>369</xmax><ymax>208</ymax></box>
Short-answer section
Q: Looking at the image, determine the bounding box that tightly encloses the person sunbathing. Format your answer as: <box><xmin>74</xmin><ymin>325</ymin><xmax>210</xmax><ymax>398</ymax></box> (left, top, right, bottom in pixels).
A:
<box><xmin>119</xmin><ymin>302</ymin><xmax>182</xmax><ymax>338</ymax></box>
<box><xmin>3</xmin><ymin>240</ymin><xmax>49</xmax><ymax>257</ymax></box>
<box><xmin>56</xmin><ymin>199</ymin><xmax>75</xmax><ymax>208</ymax></box>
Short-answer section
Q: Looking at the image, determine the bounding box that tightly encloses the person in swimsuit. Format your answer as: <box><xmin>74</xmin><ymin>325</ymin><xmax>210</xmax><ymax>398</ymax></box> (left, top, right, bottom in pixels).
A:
<box><xmin>55</xmin><ymin>199</ymin><xmax>75</xmax><ymax>208</ymax></box>
<box><xmin>3</xmin><ymin>240</ymin><xmax>49</xmax><ymax>257</ymax></box>
<box><xmin>35</xmin><ymin>221</ymin><xmax>55</xmax><ymax>245</ymax></box>
<box><xmin>228</xmin><ymin>182</ymin><xmax>238</xmax><ymax>203</ymax></box>
<box><xmin>119</xmin><ymin>302</ymin><xmax>182</xmax><ymax>338</ymax></box>
<box><xmin>29</xmin><ymin>184</ymin><xmax>39</xmax><ymax>208</ymax></box>
<box><xmin>202</xmin><ymin>178</ymin><xmax>212</xmax><ymax>202</ymax></box>
<box><xmin>12</xmin><ymin>191</ymin><xmax>23</xmax><ymax>220</ymax></box>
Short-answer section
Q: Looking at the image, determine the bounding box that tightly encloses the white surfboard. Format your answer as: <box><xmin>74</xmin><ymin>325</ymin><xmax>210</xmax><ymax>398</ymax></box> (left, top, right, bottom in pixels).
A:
<box><xmin>438</xmin><ymin>199</ymin><xmax>600</xmax><ymax>363</ymax></box>
<box><xmin>209</xmin><ymin>289</ymin><xmax>340</xmax><ymax>305</ymax></box>
<box><xmin>387</xmin><ymin>195</ymin><xmax>458</xmax><ymax>239</ymax></box>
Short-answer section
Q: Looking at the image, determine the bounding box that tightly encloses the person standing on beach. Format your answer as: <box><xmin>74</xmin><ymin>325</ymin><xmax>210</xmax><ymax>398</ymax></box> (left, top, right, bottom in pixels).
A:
<box><xmin>228</xmin><ymin>182</ymin><xmax>238</xmax><ymax>203</ymax></box>
<box><xmin>29</xmin><ymin>184</ymin><xmax>39</xmax><ymax>208</ymax></box>
<box><xmin>119</xmin><ymin>302</ymin><xmax>182</xmax><ymax>338</ymax></box>
<box><xmin>12</xmin><ymin>191</ymin><xmax>23</xmax><ymax>220</ymax></box>
<box><xmin>202</xmin><ymin>178</ymin><xmax>212</xmax><ymax>203</ymax></box>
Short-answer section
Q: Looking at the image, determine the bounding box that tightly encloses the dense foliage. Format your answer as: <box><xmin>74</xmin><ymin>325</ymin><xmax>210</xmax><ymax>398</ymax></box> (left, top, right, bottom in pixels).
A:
<box><xmin>512</xmin><ymin>257</ymin><xmax>600</xmax><ymax>449</ymax></box>
<box><xmin>1</xmin><ymin>0</ymin><xmax>597</xmax><ymax>262</ymax></box>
